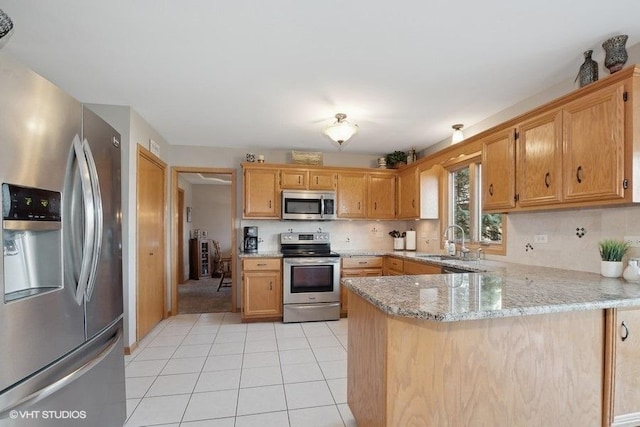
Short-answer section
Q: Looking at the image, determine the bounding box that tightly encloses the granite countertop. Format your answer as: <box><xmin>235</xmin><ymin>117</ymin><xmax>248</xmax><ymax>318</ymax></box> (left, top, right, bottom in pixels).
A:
<box><xmin>342</xmin><ymin>261</ymin><xmax>640</xmax><ymax>322</ymax></box>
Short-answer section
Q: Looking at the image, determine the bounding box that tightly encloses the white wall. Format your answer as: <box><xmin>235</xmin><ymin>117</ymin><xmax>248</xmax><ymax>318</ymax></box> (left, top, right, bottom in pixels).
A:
<box><xmin>178</xmin><ymin>176</ymin><xmax>193</xmax><ymax>282</ymax></box>
<box><xmin>191</xmin><ymin>183</ymin><xmax>232</xmax><ymax>257</ymax></box>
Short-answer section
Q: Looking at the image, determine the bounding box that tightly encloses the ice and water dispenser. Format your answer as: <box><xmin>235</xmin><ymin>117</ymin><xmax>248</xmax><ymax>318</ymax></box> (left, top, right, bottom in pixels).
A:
<box><xmin>2</xmin><ymin>183</ymin><xmax>62</xmax><ymax>302</ymax></box>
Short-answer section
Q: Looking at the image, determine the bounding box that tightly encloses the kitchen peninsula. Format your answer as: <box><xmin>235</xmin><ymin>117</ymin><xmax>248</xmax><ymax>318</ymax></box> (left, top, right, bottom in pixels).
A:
<box><xmin>343</xmin><ymin>264</ymin><xmax>640</xmax><ymax>427</ymax></box>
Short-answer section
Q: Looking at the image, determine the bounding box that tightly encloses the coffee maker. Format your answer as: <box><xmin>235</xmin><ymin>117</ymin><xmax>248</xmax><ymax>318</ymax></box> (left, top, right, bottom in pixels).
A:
<box><xmin>243</xmin><ymin>226</ymin><xmax>258</xmax><ymax>253</ymax></box>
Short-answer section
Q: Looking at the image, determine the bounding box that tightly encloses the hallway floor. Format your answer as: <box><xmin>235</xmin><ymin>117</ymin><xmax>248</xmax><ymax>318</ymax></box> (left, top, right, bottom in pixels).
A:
<box><xmin>124</xmin><ymin>312</ymin><xmax>356</xmax><ymax>426</ymax></box>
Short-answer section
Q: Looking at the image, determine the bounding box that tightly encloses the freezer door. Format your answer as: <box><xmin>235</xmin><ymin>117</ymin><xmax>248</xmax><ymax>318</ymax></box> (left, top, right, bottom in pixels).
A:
<box><xmin>81</xmin><ymin>107</ymin><xmax>123</xmax><ymax>340</ymax></box>
<box><xmin>0</xmin><ymin>320</ymin><xmax>126</xmax><ymax>427</ymax></box>
<box><xmin>0</xmin><ymin>53</ymin><xmax>85</xmax><ymax>392</ymax></box>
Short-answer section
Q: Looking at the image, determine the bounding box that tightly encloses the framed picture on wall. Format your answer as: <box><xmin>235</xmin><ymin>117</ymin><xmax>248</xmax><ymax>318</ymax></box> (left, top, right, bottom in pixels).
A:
<box><xmin>186</xmin><ymin>207</ymin><xmax>192</xmax><ymax>222</ymax></box>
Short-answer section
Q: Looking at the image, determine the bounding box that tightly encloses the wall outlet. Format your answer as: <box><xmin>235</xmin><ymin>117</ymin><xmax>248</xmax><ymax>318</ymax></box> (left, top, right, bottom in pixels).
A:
<box><xmin>624</xmin><ymin>236</ymin><xmax>640</xmax><ymax>247</ymax></box>
<box><xmin>534</xmin><ymin>234</ymin><xmax>548</xmax><ymax>244</ymax></box>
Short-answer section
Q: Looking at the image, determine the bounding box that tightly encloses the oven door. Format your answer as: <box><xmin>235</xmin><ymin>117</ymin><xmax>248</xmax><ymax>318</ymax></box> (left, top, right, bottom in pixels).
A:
<box><xmin>283</xmin><ymin>257</ymin><xmax>340</xmax><ymax>304</ymax></box>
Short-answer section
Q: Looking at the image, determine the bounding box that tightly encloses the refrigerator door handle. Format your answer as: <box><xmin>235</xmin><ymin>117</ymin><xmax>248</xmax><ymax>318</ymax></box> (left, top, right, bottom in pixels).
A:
<box><xmin>70</xmin><ymin>135</ymin><xmax>96</xmax><ymax>305</ymax></box>
<box><xmin>82</xmin><ymin>138</ymin><xmax>103</xmax><ymax>301</ymax></box>
<box><xmin>0</xmin><ymin>328</ymin><xmax>122</xmax><ymax>418</ymax></box>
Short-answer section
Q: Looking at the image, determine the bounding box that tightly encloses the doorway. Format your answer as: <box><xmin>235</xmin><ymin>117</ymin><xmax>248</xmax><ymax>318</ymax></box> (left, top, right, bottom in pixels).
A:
<box><xmin>170</xmin><ymin>167</ymin><xmax>237</xmax><ymax>316</ymax></box>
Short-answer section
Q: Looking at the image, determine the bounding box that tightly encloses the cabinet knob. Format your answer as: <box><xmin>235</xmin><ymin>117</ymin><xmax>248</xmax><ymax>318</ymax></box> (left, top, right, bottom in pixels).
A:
<box><xmin>489</xmin><ymin>183</ymin><xmax>494</xmax><ymax>196</ymax></box>
<box><xmin>544</xmin><ymin>172</ymin><xmax>551</xmax><ymax>188</ymax></box>
<box><xmin>269</xmin><ymin>281</ymin><xmax>273</xmax><ymax>291</ymax></box>
<box><xmin>622</xmin><ymin>321</ymin><xmax>629</xmax><ymax>342</ymax></box>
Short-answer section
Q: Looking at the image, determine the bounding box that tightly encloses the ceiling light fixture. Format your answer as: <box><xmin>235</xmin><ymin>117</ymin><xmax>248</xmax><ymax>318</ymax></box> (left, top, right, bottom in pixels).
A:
<box><xmin>451</xmin><ymin>124</ymin><xmax>464</xmax><ymax>144</ymax></box>
<box><xmin>323</xmin><ymin>113</ymin><xmax>358</xmax><ymax>148</ymax></box>
<box><xmin>0</xmin><ymin>9</ymin><xmax>14</xmax><ymax>44</ymax></box>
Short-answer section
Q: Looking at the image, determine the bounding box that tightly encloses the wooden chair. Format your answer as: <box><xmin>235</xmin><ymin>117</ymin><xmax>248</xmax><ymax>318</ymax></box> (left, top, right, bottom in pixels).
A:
<box><xmin>212</xmin><ymin>240</ymin><xmax>231</xmax><ymax>291</ymax></box>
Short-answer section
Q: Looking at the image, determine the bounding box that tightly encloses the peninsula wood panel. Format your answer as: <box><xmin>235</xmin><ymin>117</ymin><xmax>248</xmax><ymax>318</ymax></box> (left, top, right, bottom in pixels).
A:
<box><xmin>347</xmin><ymin>290</ymin><xmax>606</xmax><ymax>427</ymax></box>
<box><xmin>347</xmin><ymin>290</ymin><xmax>388</xmax><ymax>427</ymax></box>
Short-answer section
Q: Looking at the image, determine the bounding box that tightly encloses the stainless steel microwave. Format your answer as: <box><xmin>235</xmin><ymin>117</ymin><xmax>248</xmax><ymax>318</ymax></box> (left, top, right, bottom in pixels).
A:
<box><xmin>281</xmin><ymin>190</ymin><xmax>336</xmax><ymax>220</ymax></box>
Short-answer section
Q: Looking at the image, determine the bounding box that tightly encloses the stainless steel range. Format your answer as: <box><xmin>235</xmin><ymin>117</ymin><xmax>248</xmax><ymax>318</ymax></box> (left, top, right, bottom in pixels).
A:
<box><xmin>281</xmin><ymin>232</ymin><xmax>341</xmax><ymax>323</ymax></box>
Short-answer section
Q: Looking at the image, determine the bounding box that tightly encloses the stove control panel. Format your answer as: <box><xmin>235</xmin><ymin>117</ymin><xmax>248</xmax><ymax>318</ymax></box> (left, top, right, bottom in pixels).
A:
<box><xmin>281</xmin><ymin>232</ymin><xmax>330</xmax><ymax>244</ymax></box>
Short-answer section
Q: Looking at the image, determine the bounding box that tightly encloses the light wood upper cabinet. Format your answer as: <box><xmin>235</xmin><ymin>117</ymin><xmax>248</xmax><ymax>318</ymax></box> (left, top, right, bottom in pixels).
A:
<box><xmin>309</xmin><ymin>170</ymin><xmax>336</xmax><ymax>190</ymax></box>
<box><xmin>337</xmin><ymin>171</ymin><xmax>367</xmax><ymax>218</ymax></box>
<box><xmin>243</xmin><ymin>167</ymin><xmax>280</xmax><ymax>218</ymax></box>
<box><xmin>482</xmin><ymin>128</ymin><xmax>517</xmax><ymax>211</ymax></box>
<box><xmin>280</xmin><ymin>169</ymin><xmax>336</xmax><ymax>190</ymax></box>
<box><xmin>397</xmin><ymin>166</ymin><xmax>419</xmax><ymax>219</ymax></box>
<box><xmin>368</xmin><ymin>173</ymin><xmax>396</xmax><ymax>219</ymax></box>
<box><xmin>563</xmin><ymin>84</ymin><xmax>626</xmax><ymax>202</ymax></box>
<box><xmin>604</xmin><ymin>307</ymin><xmax>640</xmax><ymax>427</ymax></box>
<box><xmin>516</xmin><ymin>110</ymin><xmax>563</xmax><ymax>207</ymax></box>
<box><xmin>280</xmin><ymin>169</ymin><xmax>308</xmax><ymax>189</ymax></box>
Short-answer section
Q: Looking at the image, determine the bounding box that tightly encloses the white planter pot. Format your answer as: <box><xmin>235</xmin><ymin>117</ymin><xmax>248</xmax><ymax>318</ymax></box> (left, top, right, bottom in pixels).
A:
<box><xmin>601</xmin><ymin>261</ymin><xmax>624</xmax><ymax>278</ymax></box>
<box><xmin>393</xmin><ymin>238</ymin><xmax>404</xmax><ymax>251</ymax></box>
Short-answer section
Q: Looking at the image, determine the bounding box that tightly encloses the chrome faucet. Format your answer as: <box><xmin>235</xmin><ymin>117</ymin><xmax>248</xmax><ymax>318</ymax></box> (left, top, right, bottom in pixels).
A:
<box><xmin>443</xmin><ymin>225</ymin><xmax>470</xmax><ymax>258</ymax></box>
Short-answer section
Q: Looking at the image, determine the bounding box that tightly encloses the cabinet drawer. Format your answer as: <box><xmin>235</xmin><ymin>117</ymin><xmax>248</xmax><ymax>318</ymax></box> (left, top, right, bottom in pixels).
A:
<box><xmin>243</xmin><ymin>258</ymin><xmax>281</xmax><ymax>271</ymax></box>
<box><xmin>342</xmin><ymin>257</ymin><xmax>383</xmax><ymax>269</ymax></box>
<box><xmin>386</xmin><ymin>257</ymin><xmax>404</xmax><ymax>271</ymax></box>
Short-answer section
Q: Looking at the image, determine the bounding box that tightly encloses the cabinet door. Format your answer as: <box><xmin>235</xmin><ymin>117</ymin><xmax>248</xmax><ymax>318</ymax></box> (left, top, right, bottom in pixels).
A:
<box><xmin>243</xmin><ymin>271</ymin><xmax>282</xmax><ymax>318</ymax></box>
<box><xmin>368</xmin><ymin>173</ymin><xmax>396</xmax><ymax>219</ymax></box>
<box><xmin>563</xmin><ymin>84</ymin><xmax>625</xmax><ymax>202</ymax></box>
<box><xmin>244</xmin><ymin>168</ymin><xmax>280</xmax><ymax>218</ymax></box>
<box><xmin>280</xmin><ymin>169</ymin><xmax>308</xmax><ymax>189</ymax></box>
<box><xmin>516</xmin><ymin>110</ymin><xmax>563</xmax><ymax>207</ymax></box>
<box><xmin>384</xmin><ymin>257</ymin><xmax>404</xmax><ymax>275</ymax></box>
<box><xmin>403</xmin><ymin>260</ymin><xmax>441</xmax><ymax>275</ymax></box>
<box><xmin>309</xmin><ymin>170</ymin><xmax>336</xmax><ymax>190</ymax></box>
<box><xmin>337</xmin><ymin>172</ymin><xmax>367</xmax><ymax>218</ymax></box>
<box><xmin>482</xmin><ymin>128</ymin><xmax>516</xmax><ymax>211</ymax></box>
<box><xmin>341</xmin><ymin>267</ymin><xmax>382</xmax><ymax>315</ymax></box>
<box><xmin>397</xmin><ymin>167</ymin><xmax>419</xmax><ymax>219</ymax></box>
<box><xmin>606</xmin><ymin>307</ymin><xmax>640</xmax><ymax>427</ymax></box>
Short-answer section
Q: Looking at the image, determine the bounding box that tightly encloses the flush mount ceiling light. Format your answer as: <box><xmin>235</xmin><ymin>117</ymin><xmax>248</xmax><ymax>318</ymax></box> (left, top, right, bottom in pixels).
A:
<box><xmin>451</xmin><ymin>123</ymin><xmax>464</xmax><ymax>144</ymax></box>
<box><xmin>323</xmin><ymin>113</ymin><xmax>358</xmax><ymax>148</ymax></box>
<box><xmin>0</xmin><ymin>9</ymin><xmax>14</xmax><ymax>45</ymax></box>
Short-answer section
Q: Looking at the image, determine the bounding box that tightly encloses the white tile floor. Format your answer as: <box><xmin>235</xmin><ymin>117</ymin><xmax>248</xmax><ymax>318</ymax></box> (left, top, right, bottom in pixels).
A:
<box><xmin>124</xmin><ymin>312</ymin><xmax>357</xmax><ymax>427</ymax></box>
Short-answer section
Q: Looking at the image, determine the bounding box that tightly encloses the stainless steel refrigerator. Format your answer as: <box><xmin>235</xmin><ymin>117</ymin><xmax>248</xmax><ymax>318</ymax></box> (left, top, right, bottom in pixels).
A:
<box><xmin>0</xmin><ymin>53</ymin><xmax>126</xmax><ymax>426</ymax></box>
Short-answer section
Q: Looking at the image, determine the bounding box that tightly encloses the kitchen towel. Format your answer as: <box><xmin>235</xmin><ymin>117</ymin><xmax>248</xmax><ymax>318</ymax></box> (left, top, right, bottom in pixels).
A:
<box><xmin>405</xmin><ymin>230</ymin><xmax>416</xmax><ymax>251</ymax></box>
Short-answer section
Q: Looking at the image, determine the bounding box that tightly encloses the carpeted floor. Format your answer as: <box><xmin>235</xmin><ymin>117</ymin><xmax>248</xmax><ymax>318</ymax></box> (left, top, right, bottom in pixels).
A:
<box><xmin>177</xmin><ymin>277</ymin><xmax>232</xmax><ymax>314</ymax></box>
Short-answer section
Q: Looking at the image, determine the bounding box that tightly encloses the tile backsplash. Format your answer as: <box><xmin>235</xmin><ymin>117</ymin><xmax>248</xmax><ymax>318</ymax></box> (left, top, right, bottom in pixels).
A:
<box><xmin>242</xmin><ymin>204</ymin><xmax>640</xmax><ymax>274</ymax></box>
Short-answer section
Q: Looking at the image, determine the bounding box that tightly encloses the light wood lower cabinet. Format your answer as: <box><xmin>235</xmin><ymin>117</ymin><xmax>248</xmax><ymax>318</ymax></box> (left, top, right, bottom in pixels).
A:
<box><xmin>384</xmin><ymin>256</ymin><xmax>441</xmax><ymax>275</ymax></box>
<box><xmin>604</xmin><ymin>307</ymin><xmax>640</xmax><ymax>427</ymax></box>
<box><xmin>241</xmin><ymin>258</ymin><xmax>282</xmax><ymax>322</ymax></box>
<box><xmin>403</xmin><ymin>259</ymin><xmax>441</xmax><ymax>275</ymax></box>
<box><xmin>340</xmin><ymin>257</ymin><xmax>383</xmax><ymax>316</ymax></box>
<box><xmin>348</xmin><ymin>292</ymin><xmax>605</xmax><ymax>427</ymax></box>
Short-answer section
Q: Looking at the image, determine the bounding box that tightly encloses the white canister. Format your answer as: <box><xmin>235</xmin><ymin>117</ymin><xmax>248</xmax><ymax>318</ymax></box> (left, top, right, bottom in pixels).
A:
<box><xmin>393</xmin><ymin>237</ymin><xmax>404</xmax><ymax>251</ymax></box>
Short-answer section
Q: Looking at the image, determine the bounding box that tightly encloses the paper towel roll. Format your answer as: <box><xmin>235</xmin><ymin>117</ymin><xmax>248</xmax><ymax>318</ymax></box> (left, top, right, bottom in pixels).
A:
<box><xmin>405</xmin><ymin>230</ymin><xmax>417</xmax><ymax>251</ymax></box>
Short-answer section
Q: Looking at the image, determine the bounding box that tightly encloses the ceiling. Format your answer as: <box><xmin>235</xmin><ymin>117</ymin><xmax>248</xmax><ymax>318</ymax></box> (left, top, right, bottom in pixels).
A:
<box><xmin>1</xmin><ymin>1</ymin><xmax>639</xmax><ymax>155</ymax></box>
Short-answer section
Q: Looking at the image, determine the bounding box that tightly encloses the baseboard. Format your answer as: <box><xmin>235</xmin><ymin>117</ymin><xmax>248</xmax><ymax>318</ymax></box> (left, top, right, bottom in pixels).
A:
<box><xmin>124</xmin><ymin>341</ymin><xmax>138</xmax><ymax>355</ymax></box>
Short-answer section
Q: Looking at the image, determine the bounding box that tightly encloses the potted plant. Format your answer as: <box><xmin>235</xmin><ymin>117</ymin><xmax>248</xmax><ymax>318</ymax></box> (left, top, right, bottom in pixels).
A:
<box><xmin>385</xmin><ymin>151</ymin><xmax>408</xmax><ymax>169</ymax></box>
<box><xmin>389</xmin><ymin>230</ymin><xmax>406</xmax><ymax>250</ymax></box>
<box><xmin>598</xmin><ymin>239</ymin><xmax>629</xmax><ymax>277</ymax></box>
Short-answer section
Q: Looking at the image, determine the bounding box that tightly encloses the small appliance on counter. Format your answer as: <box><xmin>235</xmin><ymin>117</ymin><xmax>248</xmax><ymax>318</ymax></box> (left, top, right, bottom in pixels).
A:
<box><xmin>243</xmin><ymin>226</ymin><xmax>258</xmax><ymax>253</ymax></box>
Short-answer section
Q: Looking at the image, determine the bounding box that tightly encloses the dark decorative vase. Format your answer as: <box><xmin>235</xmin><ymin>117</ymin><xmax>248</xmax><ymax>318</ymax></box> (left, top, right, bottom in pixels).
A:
<box><xmin>603</xmin><ymin>35</ymin><xmax>628</xmax><ymax>74</ymax></box>
<box><xmin>577</xmin><ymin>50</ymin><xmax>598</xmax><ymax>87</ymax></box>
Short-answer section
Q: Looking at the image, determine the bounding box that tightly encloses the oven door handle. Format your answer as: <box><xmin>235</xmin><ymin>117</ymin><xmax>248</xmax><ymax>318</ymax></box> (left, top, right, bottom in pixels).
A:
<box><xmin>284</xmin><ymin>258</ymin><xmax>341</xmax><ymax>265</ymax></box>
